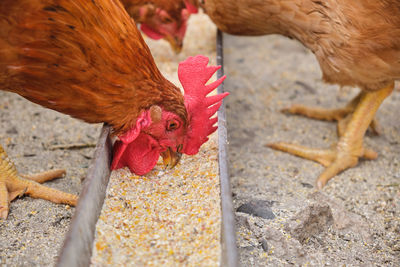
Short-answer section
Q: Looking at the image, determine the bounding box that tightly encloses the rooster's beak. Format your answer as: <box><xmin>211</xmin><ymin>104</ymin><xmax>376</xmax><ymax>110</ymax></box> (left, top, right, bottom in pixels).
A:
<box><xmin>164</xmin><ymin>35</ymin><xmax>183</xmax><ymax>54</ymax></box>
<box><xmin>161</xmin><ymin>147</ymin><xmax>182</xmax><ymax>170</ymax></box>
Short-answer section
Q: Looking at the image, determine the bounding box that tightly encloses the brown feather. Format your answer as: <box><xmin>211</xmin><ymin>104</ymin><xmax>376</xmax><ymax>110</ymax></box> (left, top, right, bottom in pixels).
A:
<box><xmin>203</xmin><ymin>0</ymin><xmax>400</xmax><ymax>90</ymax></box>
<box><xmin>121</xmin><ymin>0</ymin><xmax>189</xmax><ymax>22</ymax></box>
<box><xmin>0</xmin><ymin>0</ymin><xmax>187</xmax><ymax>135</ymax></box>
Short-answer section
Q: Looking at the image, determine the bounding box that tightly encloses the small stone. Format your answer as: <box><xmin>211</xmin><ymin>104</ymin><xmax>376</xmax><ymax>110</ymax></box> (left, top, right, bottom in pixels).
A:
<box><xmin>308</xmin><ymin>192</ymin><xmax>372</xmax><ymax>242</ymax></box>
<box><xmin>392</xmin><ymin>242</ymin><xmax>400</xmax><ymax>251</ymax></box>
<box><xmin>236</xmin><ymin>200</ymin><xmax>276</xmax><ymax>219</ymax></box>
<box><xmin>262</xmin><ymin>227</ymin><xmax>306</xmax><ymax>264</ymax></box>
<box><xmin>6</xmin><ymin>127</ymin><xmax>18</xmax><ymax>135</ymax></box>
<box><xmin>236</xmin><ymin>214</ymin><xmax>251</xmax><ymax>230</ymax></box>
<box><xmin>260</xmin><ymin>239</ymin><xmax>269</xmax><ymax>252</ymax></box>
<box><xmin>241</xmin><ymin>245</ymin><xmax>256</xmax><ymax>252</ymax></box>
<box><xmin>300</xmin><ymin>182</ymin><xmax>313</xmax><ymax>188</ymax></box>
<box><xmin>285</xmin><ymin>203</ymin><xmax>333</xmax><ymax>243</ymax></box>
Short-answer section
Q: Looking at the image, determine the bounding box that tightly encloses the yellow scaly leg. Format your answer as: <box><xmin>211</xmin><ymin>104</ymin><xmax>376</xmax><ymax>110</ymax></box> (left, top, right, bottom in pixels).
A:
<box><xmin>268</xmin><ymin>82</ymin><xmax>393</xmax><ymax>188</ymax></box>
<box><xmin>283</xmin><ymin>90</ymin><xmax>381</xmax><ymax>136</ymax></box>
<box><xmin>0</xmin><ymin>145</ymin><xmax>78</xmax><ymax>219</ymax></box>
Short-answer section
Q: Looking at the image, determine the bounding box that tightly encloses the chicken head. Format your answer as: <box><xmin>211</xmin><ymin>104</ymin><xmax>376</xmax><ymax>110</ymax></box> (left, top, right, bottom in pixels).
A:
<box><xmin>138</xmin><ymin>1</ymin><xmax>198</xmax><ymax>53</ymax></box>
<box><xmin>111</xmin><ymin>55</ymin><xmax>228</xmax><ymax>175</ymax></box>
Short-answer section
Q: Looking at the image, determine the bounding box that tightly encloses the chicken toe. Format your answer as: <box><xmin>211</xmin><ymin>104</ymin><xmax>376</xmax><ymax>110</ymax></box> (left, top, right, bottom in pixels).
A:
<box><xmin>282</xmin><ymin>104</ymin><xmax>352</xmax><ymax>122</ymax></box>
<box><xmin>269</xmin><ymin>82</ymin><xmax>393</xmax><ymax>188</ymax></box>
<box><xmin>283</xmin><ymin>90</ymin><xmax>381</xmax><ymax>137</ymax></box>
<box><xmin>267</xmin><ymin>142</ymin><xmax>377</xmax><ymax>188</ymax></box>
<box><xmin>0</xmin><ymin>145</ymin><xmax>78</xmax><ymax>219</ymax></box>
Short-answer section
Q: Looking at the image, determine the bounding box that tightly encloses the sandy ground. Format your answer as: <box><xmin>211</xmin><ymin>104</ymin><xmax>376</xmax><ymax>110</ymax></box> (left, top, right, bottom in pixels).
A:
<box><xmin>0</xmin><ymin>93</ymin><xmax>101</xmax><ymax>266</ymax></box>
<box><xmin>0</xmin><ymin>13</ymin><xmax>220</xmax><ymax>266</ymax></box>
<box><xmin>223</xmin><ymin>34</ymin><xmax>400</xmax><ymax>266</ymax></box>
<box><xmin>1</xmin><ymin>19</ymin><xmax>399</xmax><ymax>267</ymax></box>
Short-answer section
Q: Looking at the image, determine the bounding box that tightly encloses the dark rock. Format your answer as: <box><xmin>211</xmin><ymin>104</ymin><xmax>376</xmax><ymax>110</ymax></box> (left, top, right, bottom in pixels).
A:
<box><xmin>52</xmin><ymin>213</ymin><xmax>71</xmax><ymax>227</ymax></box>
<box><xmin>236</xmin><ymin>200</ymin><xmax>276</xmax><ymax>219</ymax></box>
<box><xmin>260</xmin><ymin>239</ymin><xmax>269</xmax><ymax>252</ymax></box>
<box><xmin>241</xmin><ymin>246</ymin><xmax>256</xmax><ymax>252</ymax></box>
<box><xmin>285</xmin><ymin>202</ymin><xmax>333</xmax><ymax>243</ymax></box>
<box><xmin>300</xmin><ymin>182</ymin><xmax>313</xmax><ymax>188</ymax></box>
<box><xmin>295</xmin><ymin>80</ymin><xmax>316</xmax><ymax>94</ymax></box>
<box><xmin>6</xmin><ymin>127</ymin><xmax>18</xmax><ymax>135</ymax></box>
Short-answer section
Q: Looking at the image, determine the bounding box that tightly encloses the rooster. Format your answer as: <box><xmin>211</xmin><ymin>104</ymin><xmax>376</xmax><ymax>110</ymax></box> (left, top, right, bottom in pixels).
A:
<box><xmin>0</xmin><ymin>0</ymin><xmax>228</xmax><ymax>219</ymax></box>
<box><xmin>192</xmin><ymin>0</ymin><xmax>400</xmax><ymax>188</ymax></box>
<box><xmin>121</xmin><ymin>0</ymin><xmax>198</xmax><ymax>53</ymax></box>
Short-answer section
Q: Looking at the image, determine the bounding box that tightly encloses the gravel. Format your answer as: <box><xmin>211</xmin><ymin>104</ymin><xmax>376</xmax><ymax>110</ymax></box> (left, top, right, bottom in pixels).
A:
<box><xmin>224</xmin><ymin>33</ymin><xmax>400</xmax><ymax>266</ymax></box>
<box><xmin>91</xmin><ymin>13</ymin><xmax>223</xmax><ymax>266</ymax></box>
<box><xmin>91</xmin><ymin>135</ymin><xmax>221</xmax><ymax>266</ymax></box>
<box><xmin>1</xmin><ymin>14</ymin><xmax>399</xmax><ymax>267</ymax></box>
<box><xmin>0</xmin><ymin>92</ymin><xmax>101</xmax><ymax>266</ymax></box>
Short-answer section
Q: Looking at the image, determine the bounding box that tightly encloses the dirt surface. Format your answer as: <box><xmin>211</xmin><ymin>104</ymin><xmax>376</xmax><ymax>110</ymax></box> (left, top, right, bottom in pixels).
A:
<box><xmin>1</xmin><ymin>21</ymin><xmax>399</xmax><ymax>267</ymax></box>
<box><xmin>223</xmin><ymin>34</ymin><xmax>400</xmax><ymax>266</ymax></box>
<box><xmin>0</xmin><ymin>12</ymin><xmax>218</xmax><ymax>266</ymax></box>
<box><xmin>0</xmin><ymin>92</ymin><xmax>101</xmax><ymax>266</ymax></box>
<box><xmin>0</xmin><ymin>12</ymin><xmax>219</xmax><ymax>266</ymax></box>
<box><xmin>91</xmin><ymin>13</ymin><xmax>222</xmax><ymax>266</ymax></box>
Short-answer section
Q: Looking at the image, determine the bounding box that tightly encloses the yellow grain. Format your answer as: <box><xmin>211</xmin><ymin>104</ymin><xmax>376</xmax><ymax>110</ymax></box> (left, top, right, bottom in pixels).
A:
<box><xmin>91</xmin><ymin>12</ymin><xmax>221</xmax><ymax>267</ymax></box>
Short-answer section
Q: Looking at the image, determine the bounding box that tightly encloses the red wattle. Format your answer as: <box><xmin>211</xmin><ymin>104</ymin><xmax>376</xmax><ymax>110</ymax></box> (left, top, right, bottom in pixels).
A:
<box><xmin>111</xmin><ymin>134</ymin><xmax>161</xmax><ymax>175</ymax></box>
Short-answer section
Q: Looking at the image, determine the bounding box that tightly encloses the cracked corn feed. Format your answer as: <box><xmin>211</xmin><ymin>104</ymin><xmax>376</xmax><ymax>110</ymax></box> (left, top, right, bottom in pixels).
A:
<box><xmin>91</xmin><ymin>12</ymin><xmax>221</xmax><ymax>267</ymax></box>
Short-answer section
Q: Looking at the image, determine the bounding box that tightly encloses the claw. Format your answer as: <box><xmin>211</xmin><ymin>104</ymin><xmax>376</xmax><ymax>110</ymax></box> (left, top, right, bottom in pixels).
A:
<box><xmin>0</xmin><ymin>144</ymin><xmax>78</xmax><ymax>219</ymax></box>
<box><xmin>0</xmin><ymin>208</ymin><xmax>8</xmax><ymax>220</ymax></box>
<box><xmin>269</xmin><ymin>83</ymin><xmax>393</xmax><ymax>188</ymax></box>
<box><xmin>267</xmin><ymin>142</ymin><xmax>335</xmax><ymax>167</ymax></box>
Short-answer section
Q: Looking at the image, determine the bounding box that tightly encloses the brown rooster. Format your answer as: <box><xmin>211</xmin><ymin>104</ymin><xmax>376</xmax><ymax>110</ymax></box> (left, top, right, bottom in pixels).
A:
<box><xmin>0</xmin><ymin>0</ymin><xmax>228</xmax><ymax>219</ymax></box>
<box><xmin>121</xmin><ymin>0</ymin><xmax>198</xmax><ymax>53</ymax></box>
<box><xmin>195</xmin><ymin>0</ymin><xmax>400</xmax><ymax>188</ymax></box>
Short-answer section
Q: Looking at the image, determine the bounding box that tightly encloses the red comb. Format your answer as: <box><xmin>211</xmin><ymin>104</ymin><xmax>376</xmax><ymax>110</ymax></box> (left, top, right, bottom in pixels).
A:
<box><xmin>178</xmin><ymin>55</ymin><xmax>229</xmax><ymax>155</ymax></box>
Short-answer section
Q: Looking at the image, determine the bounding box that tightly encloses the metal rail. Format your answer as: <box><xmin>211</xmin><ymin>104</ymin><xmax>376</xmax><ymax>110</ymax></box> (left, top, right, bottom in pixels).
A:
<box><xmin>57</xmin><ymin>125</ymin><xmax>112</xmax><ymax>267</ymax></box>
<box><xmin>57</xmin><ymin>30</ymin><xmax>238</xmax><ymax>267</ymax></box>
<box><xmin>217</xmin><ymin>30</ymin><xmax>239</xmax><ymax>267</ymax></box>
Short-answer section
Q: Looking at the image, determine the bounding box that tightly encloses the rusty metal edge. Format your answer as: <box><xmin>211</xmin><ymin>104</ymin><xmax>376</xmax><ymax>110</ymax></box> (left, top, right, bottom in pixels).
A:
<box><xmin>57</xmin><ymin>125</ymin><xmax>112</xmax><ymax>267</ymax></box>
<box><xmin>217</xmin><ymin>30</ymin><xmax>239</xmax><ymax>267</ymax></box>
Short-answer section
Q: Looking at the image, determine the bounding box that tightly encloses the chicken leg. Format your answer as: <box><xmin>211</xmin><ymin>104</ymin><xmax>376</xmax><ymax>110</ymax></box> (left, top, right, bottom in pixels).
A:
<box><xmin>0</xmin><ymin>145</ymin><xmax>78</xmax><ymax>219</ymax></box>
<box><xmin>268</xmin><ymin>82</ymin><xmax>394</xmax><ymax>189</ymax></box>
<box><xmin>282</xmin><ymin>91</ymin><xmax>381</xmax><ymax>136</ymax></box>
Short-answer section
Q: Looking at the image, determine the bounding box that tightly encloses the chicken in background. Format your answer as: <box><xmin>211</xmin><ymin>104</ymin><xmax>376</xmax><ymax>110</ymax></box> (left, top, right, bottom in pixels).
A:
<box><xmin>121</xmin><ymin>0</ymin><xmax>198</xmax><ymax>53</ymax></box>
<box><xmin>0</xmin><ymin>0</ymin><xmax>228</xmax><ymax>219</ymax></box>
<box><xmin>200</xmin><ymin>0</ymin><xmax>400</xmax><ymax>188</ymax></box>
<box><xmin>159</xmin><ymin>0</ymin><xmax>400</xmax><ymax>187</ymax></box>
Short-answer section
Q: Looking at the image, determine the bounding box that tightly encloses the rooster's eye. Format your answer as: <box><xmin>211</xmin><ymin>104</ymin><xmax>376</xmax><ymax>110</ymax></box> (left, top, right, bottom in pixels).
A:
<box><xmin>161</xmin><ymin>16</ymin><xmax>173</xmax><ymax>23</ymax></box>
<box><xmin>167</xmin><ymin>120</ymin><xmax>180</xmax><ymax>131</ymax></box>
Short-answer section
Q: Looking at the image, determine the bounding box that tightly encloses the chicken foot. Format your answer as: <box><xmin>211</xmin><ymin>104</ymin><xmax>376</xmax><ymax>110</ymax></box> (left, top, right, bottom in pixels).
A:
<box><xmin>268</xmin><ymin>82</ymin><xmax>393</xmax><ymax>189</ymax></box>
<box><xmin>282</xmin><ymin>91</ymin><xmax>381</xmax><ymax>136</ymax></box>
<box><xmin>0</xmin><ymin>145</ymin><xmax>78</xmax><ymax>219</ymax></box>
